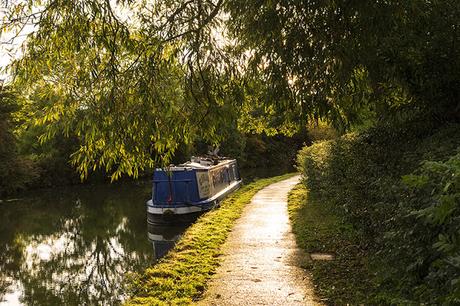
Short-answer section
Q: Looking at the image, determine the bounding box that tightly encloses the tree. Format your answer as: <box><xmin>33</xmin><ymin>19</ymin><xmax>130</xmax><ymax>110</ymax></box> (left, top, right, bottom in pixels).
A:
<box><xmin>2</xmin><ymin>0</ymin><xmax>245</xmax><ymax>180</ymax></box>
<box><xmin>0</xmin><ymin>85</ymin><xmax>37</xmax><ymax>195</ymax></box>
<box><xmin>225</xmin><ymin>0</ymin><xmax>460</xmax><ymax>125</ymax></box>
<box><xmin>2</xmin><ymin>0</ymin><xmax>459</xmax><ymax>179</ymax></box>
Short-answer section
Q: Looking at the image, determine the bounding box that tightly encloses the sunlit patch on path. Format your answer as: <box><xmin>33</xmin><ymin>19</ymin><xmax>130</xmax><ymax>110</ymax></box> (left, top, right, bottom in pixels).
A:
<box><xmin>198</xmin><ymin>175</ymin><xmax>322</xmax><ymax>305</ymax></box>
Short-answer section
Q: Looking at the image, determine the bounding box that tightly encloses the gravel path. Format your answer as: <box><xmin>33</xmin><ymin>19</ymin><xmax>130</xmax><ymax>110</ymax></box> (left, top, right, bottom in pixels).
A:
<box><xmin>198</xmin><ymin>175</ymin><xmax>321</xmax><ymax>305</ymax></box>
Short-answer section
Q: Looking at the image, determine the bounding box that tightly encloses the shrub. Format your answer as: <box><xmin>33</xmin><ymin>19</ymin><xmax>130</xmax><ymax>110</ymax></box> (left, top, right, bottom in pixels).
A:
<box><xmin>296</xmin><ymin>120</ymin><xmax>460</xmax><ymax>303</ymax></box>
<box><xmin>384</xmin><ymin>153</ymin><xmax>460</xmax><ymax>304</ymax></box>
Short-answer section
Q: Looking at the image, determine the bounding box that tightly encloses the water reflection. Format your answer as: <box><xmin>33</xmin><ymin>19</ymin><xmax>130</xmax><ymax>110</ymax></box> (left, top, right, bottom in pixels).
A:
<box><xmin>147</xmin><ymin>223</ymin><xmax>190</xmax><ymax>260</ymax></box>
<box><xmin>0</xmin><ymin>183</ymin><xmax>155</xmax><ymax>306</ymax></box>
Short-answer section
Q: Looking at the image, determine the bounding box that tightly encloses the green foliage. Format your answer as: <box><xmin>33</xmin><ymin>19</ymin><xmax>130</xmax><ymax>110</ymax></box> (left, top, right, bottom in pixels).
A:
<box><xmin>3</xmin><ymin>0</ymin><xmax>243</xmax><ymax>180</ymax></box>
<box><xmin>226</xmin><ymin>0</ymin><xmax>460</xmax><ymax>126</ymax></box>
<box><xmin>220</xmin><ymin>131</ymin><xmax>307</xmax><ymax>170</ymax></box>
<box><xmin>168</xmin><ymin>121</ymin><xmax>309</xmax><ymax>171</ymax></box>
<box><xmin>387</xmin><ymin>154</ymin><xmax>460</xmax><ymax>304</ymax></box>
<box><xmin>305</xmin><ymin>121</ymin><xmax>338</xmax><ymax>143</ymax></box>
<box><xmin>3</xmin><ymin>0</ymin><xmax>459</xmax><ymax>181</ymax></box>
<box><xmin>22</xmin><ymin>130</ymin><xmax>83</xmax><ymax>187</ymax></box>
<box><xmin>297</xmin><ymin>119</ymin><xmax>460</xmax><ymax>303</ymax></box>
<box><xmin>0</xmin><ymin>87</ymin><xmax>37</xmax><ymax>196</ymax></box>
<box><xmin>126</xmin><ymin>173</ymin><xmax>297</xmax><ymax>305</ymax></box>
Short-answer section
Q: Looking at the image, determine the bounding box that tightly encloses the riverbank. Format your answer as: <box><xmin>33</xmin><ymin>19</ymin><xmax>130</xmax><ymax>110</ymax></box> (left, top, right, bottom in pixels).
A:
<box><xmin>125</xmin><ymin>173</ymin><xmax>298</xmax><ymax>305</ymax></box>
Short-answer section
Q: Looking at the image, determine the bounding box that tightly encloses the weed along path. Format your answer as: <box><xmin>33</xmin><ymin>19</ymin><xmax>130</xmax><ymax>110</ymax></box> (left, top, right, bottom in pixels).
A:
<box><xmin>198</xmin><ymin>175</ymin><xmax>320</xmax><ymax>305</ymax></box>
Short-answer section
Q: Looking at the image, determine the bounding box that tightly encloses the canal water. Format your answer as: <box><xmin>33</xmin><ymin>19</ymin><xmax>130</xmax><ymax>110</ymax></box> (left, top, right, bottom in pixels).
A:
<box><xmin>0</xmin><ymin>167</ymin><xmax>291</xmax><ymax>305</ymax></box>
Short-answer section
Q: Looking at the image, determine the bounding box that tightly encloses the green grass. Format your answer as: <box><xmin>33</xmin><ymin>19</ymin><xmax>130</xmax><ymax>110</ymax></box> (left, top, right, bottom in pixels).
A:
<box><xmin>125</xmin><ymin>173</ymin><xmax>297</xmax><ymax>306</ymax></box>
<box><xmin>287</xmin><ymin>183</ymin><xmax>374</xmax><ymax>304</ymax></box>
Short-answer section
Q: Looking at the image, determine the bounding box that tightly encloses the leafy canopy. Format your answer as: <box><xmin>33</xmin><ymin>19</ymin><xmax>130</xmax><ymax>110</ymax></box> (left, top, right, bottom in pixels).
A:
<box><xmin>2</xmin><ymin>0</ymin><xmax>243</xmax><ymax>180</ymax></box>
<box><xmin>2</xmin><ymin>0</ymin><xmax>459</xmax><ymax>179</ymax></box>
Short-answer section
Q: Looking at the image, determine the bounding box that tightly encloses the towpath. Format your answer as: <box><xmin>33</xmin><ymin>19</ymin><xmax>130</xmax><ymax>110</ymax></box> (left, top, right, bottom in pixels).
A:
<box><xmin>198</xmin><ymin>175</ymin><xmax>321</xmax><ymax>305</ymax></box>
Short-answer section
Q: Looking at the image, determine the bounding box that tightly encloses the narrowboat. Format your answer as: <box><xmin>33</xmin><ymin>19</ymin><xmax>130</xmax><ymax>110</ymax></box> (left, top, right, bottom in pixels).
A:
<box><xmin>146</xmin><ymin>156</ymin><xmax>242</xmax><ymax>224</ymax></box>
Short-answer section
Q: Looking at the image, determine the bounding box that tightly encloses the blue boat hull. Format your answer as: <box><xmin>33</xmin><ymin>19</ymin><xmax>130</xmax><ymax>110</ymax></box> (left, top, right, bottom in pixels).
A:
<box><xmin>147</xmin><ymin>179</ymin><xmax>242</xmax><ymax>224</ymax></box>
<box><xmin>146</xmin><ymin>157</ymin><xmax>242</xmax><ymax>224</ymax></box>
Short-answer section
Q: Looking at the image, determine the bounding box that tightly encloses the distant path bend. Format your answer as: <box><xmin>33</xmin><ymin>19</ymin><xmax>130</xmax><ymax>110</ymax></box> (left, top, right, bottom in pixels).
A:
<box><xmin>198</xmin><ymin>175</ymin><xmax>321</xmax><ymax>306</ymax></box>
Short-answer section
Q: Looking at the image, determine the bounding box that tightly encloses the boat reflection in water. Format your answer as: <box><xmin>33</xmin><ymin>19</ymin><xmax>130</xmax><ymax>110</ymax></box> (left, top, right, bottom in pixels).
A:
<box><xmin>147</xmin><ymin>223</ymin><xmax>191</xmax><ymax>260</ymax></box>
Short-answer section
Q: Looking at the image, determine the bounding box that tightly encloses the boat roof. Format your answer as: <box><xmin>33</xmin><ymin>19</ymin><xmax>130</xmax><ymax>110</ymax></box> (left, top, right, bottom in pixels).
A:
<box><xmin>156</xmin><ymin>156</ymin><xmax>236</xmax><ymax>171</ymax></box>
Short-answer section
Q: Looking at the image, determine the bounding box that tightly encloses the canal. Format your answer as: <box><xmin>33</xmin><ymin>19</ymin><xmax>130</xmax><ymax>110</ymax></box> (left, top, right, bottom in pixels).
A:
<box><xmin>0</xmin><ymin>167</ymin><xmax>291</xmax><ymax>305</ymax></box>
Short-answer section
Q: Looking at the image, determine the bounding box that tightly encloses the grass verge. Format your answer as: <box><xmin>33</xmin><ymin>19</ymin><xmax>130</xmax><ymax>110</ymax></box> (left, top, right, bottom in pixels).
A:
<box><xmin>125</xmin><ymin>173</ymin><xmax>297</xmax><ymax>306</ymax></box>
<box><xmin>287</xmin><ymin>183</ymin><xmax>374</xmax><ymax>304</ymax></box>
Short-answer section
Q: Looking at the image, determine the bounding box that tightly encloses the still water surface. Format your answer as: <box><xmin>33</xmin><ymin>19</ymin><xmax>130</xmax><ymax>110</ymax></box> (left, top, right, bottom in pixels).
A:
<box><xmin>0</xmin><ymin>167</ymin><xmax>290</xmax><ymax>305</ymax></box>
<box><xmin>0</xmin><ymin>182</ymin><xmax>158</xmax><ymax>305</ymax></box>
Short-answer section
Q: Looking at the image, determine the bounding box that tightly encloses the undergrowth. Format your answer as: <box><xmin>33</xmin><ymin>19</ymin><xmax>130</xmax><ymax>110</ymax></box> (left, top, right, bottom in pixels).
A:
<box><xmin>287</xmin><ymin>184</ymin><xmax>372</xmax><ymax>304</ymax></box>
<box><xmin>296</xmin><ymin>119</ymin><xmax>460</xmax><ymax>304</ymax></box>
<box><xmin>125</xmin><ymin>173</ymin><xmax>297</xmax><ymax>306</ymax></box>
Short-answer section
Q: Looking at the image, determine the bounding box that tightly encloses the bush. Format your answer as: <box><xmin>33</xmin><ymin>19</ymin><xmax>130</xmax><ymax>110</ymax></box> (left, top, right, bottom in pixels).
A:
<box><xmin>385</xmin><ymin>153</ymin><xmax>460</xmax><ymax>304</ymax></box>
<box><xmin>296</xmin><ymin>119</ymin><xmax>460</xmax><ymax>303</ymax></box>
